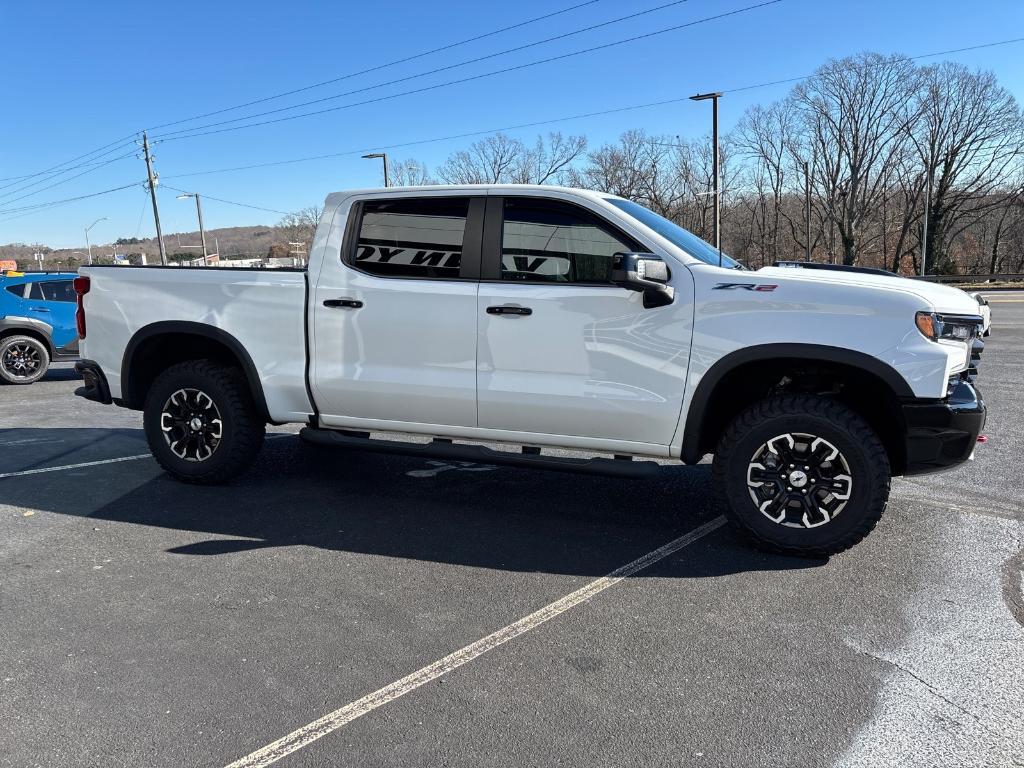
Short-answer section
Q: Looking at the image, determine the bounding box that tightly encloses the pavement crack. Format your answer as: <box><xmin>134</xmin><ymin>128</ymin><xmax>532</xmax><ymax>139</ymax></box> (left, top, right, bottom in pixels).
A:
<box><xmin>890</xmin><ymin>492</ymin><xmax>1022</xmax><ymax>522</ymax></box>
<box><xmin>854</xmin><ymin>648</ymin><xmax>995</xmax><ymax>733</ymax></box>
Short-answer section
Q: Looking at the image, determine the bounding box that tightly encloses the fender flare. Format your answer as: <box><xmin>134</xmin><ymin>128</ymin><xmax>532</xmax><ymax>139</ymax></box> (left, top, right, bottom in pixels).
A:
<box><xmin>679</xmin><ymin>343</ymin><xmax>914</xmax><ymax>464</ymax></box>
<box><xmin>0</xmin><ymin>316</ymin><xmax>56</xmax><ymax>356</ymax></box>
<box><xmin>121</xmin><ymin>321</ymin><xmax>270</xmax><ymax>420</ymax></box>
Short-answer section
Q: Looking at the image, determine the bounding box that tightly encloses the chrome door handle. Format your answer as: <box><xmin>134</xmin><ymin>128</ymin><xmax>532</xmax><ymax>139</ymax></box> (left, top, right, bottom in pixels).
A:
<box><xmin>323</xmin><ymin>298</ymin><xmax>363</xmax><ymax>309</ymax></box>
<box><xmin>486</xmin><ymin>305</ymin><xmax>532</xmax><ymax>316</ymax></box>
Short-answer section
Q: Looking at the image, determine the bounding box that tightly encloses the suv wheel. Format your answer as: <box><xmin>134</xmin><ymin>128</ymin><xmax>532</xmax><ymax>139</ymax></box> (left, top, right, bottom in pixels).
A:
<box><xmin>143</xmin><ymin>360</ymin><xmax>265</xmax><ymax>484</ymax></box>
<box><xmin>0</xmin><ymin>335</ymin><xmax>49</xmax><ymax>385</ymax></box>
<box><xmin>713</xmin><ymin>394</ymin><xmax>890</xmax><ymax>557</ymax></box>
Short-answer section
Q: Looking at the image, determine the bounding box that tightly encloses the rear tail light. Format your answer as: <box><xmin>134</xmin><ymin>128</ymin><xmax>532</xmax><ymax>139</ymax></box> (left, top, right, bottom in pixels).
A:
<box><xmin>73</xmin><ymin>276</ymin><xmax>90</xmax><ymax>339</ymax></box>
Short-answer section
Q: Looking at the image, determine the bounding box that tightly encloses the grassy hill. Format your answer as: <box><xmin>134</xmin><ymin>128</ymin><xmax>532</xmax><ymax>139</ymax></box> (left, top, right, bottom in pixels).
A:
<box><xmin>1</xmin><ymin>224</ymin><xmax>296</xmax><ymax>270</ymax></box>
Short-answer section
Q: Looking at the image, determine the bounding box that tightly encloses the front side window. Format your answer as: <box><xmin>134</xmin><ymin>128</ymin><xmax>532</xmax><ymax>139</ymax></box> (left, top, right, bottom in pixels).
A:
<box><xmin>37</xmin><ymin>280</ymin><xmax>76</xmax><ymax>302</ymax></box>
<box><xmin>351</xmin><ymin>197</ymin><xmax>468</xmax><ymax>279</ymax></box>
<box><xmin>501</xmin><ymin>199</ymin><xmax>639</xmax><ymax>284</ymax></box>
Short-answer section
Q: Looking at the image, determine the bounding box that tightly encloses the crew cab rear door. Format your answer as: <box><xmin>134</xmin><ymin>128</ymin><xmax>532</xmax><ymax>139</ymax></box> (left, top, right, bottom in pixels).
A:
<box><xmin>476</xmin><ymin>194</ymin><xmax>693</xmax><ymax>447</ymax></box>
<box><xmin>310</xmin><ymin>194</ymin><xmax>484</xmax><ymax>428</ymax></box>
<box><xmin>26</xmin><ymin>279</ymin><xmax>78</xmax><ymax>354</ymax></box>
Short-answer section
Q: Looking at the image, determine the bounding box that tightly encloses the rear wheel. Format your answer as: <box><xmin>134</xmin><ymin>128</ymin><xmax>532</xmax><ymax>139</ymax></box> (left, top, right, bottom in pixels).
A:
<box><xmin>143</xmin><ymin>360</ymin><xmax>265</xmax><ymax>484</ymax></box>
<box><xmin>0</xmin><ymin>335</ymin><xmax>49</xmax><ymax>385</ymax></box>
<box><xmin>712</xmin><ymin>394</ymin><xmax>890</xmax><ymax>557</ymax></box>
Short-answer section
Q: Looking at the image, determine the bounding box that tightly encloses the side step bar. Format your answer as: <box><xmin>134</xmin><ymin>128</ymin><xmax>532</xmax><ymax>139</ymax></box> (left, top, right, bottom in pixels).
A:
<box><xmin>298</xmin><ymin>427</ymin><xmax>662</xmax><ymax>479</ymax></box>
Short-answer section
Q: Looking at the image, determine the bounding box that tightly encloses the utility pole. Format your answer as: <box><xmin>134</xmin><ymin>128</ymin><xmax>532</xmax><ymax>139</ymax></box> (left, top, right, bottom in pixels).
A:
<box><xmin>176</xmin><ymin>192</ymin><xmax>209</xmax><ymax>266</ymax></box>
<box><xmin>196</xmin><ymin>194</ymin><xmax>208</xmax><ymax>266</ymax></box>
<box><xmin>690</xmin><ymin>92</ymin><xmax>722</xmax><ymax>266</ymax></box>
<box><xmin>803</xmin><ymin>161</ymin><xmax>811</xmax><ymax>262</ymax></box>
<box><xmin>141</xmin><ymin>131</ymin><xmax>167</xmax><ymax>265</ymax></box>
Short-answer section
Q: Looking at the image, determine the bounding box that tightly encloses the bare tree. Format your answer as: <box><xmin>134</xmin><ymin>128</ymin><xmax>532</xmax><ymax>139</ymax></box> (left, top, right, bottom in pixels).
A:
<box><xmin>437</xmin><ymin>132</ymin><xmax>585</xmax><ymax>185</ymax></box>
<box><xmin>911</xmin><ymin>62</ymin><xmax>1024</xmax><ymax>272</ymax></box>
<box><xmin>513</xmin><ymin>132</ymin><xmax>587</xmax><ymax>184</ymax></box>
<box><xmin>438</xmin><ymin>133</ymin><xmax>522</xmax><ymax>183</ymax></box>
<box><xmin>793</xmin><ymin>53</ymin><xmax>922</xmax><ymax>265</ymax></box>
<box><xmin>276</xmin><ymin>205</ymin><xmax>323</xmax><ymax>250</ymax></box>
<box><xmin>389</xmin><ymin>158</ymin><xmax>433</xmax><ymax>186</ymax></box>
<box><xmin>732</xmin><ymin>100</ymin><xmax>803</xmax><ymax>264</ymax></box>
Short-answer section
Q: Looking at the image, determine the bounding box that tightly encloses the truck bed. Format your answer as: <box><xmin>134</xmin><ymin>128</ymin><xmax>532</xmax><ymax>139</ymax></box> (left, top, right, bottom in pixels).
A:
<box><xmin>79</xmin><ymin>265</ymin><xmax>313</xmax><ymax>422</ymax></box>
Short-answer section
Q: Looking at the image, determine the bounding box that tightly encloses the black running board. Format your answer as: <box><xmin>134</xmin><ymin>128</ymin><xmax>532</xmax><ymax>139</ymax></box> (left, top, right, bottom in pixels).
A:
<box><xmin>299</xmin><ymin>427</ymin><xmax>662</xmax><ymax>478</ymax></box>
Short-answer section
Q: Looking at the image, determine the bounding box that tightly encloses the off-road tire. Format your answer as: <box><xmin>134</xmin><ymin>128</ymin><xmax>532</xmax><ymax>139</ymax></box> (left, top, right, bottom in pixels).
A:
<box><xmin>0</xmin><ymin>334</ymin><xmax>49</xmax><ymax>385</ymax></box>
<box><xmin>712</xmin><ymin>394</ymin><xmax>890</xmax><ymax>558</ymax></box>
<box><xmin>143</xmin><ymin>360</ymin><xmax>265</xmax><ymax>485</ymax></box>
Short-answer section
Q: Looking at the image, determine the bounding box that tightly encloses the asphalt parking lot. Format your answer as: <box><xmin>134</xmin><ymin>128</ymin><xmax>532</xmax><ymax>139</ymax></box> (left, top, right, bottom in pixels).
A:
<box><xmin>2</xmin><ymin>294</ymin><xmax>1022</xmax><ymax>768</ymax></box>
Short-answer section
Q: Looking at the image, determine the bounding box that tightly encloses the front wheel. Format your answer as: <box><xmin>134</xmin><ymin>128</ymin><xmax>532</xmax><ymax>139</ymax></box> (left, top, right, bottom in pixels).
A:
<box><xmin>143</xmin><ymin>360</ymin><xmax>265</xmax><ymax>484</ymax></box>
<box><xmin>712</xmin><ymin>394</ymin><xmax>890</xmax><ymax>557</ymax></box>
<box><xmin>0</xmin><ymin>335</ymin><xmax>49</xmax><ymax>385</ymax></box>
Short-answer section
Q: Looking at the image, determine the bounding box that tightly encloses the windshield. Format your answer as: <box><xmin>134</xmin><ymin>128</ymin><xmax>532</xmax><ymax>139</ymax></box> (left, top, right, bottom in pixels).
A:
<box><xmin>605</xmin><ymin>198</ymin><xmax>741</xmax><ymax>269</ymax></box>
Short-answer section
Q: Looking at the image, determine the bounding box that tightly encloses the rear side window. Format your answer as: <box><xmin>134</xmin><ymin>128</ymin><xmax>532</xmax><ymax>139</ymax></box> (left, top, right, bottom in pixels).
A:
<box><xmin>501</xmin><ymin>198</ymin><xmax>639</xmax><ymax>284</ymax></box>
<box><xmin>29</xmin><ymin>280</ymin><xmax>76</xmax><ymax>302</ymax></box>
<box><xmin>351</xmin><ymin>197</ymin><xmax>469</xmax><ymax>279</ymax></box>
<box><xmin>42</xmin><ymin>280</ymin><xmax>76</xmax><ymax>302</ymax></box>
<box><xmin>4</xmin><ymin>284</ymin><xmax>25</xmax><ymax>298</ymax></box>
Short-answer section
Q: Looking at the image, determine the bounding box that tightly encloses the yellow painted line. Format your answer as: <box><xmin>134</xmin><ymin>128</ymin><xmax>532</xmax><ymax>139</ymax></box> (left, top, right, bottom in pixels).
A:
<box><xmin>986</xmin><ymin>299</ymin><xmax>1024</xmax><ymax>303</ymax></box>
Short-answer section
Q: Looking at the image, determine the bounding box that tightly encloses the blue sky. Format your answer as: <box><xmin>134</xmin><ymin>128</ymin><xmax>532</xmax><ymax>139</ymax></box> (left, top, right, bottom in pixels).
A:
<box><xmin>2</xmin><ymin>0</ymin><xmax>1022</xmax><ymax>248</ymax></box>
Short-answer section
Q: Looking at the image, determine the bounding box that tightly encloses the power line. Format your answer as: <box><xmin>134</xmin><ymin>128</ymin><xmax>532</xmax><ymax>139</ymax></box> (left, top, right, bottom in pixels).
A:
<box><xmin>0</xmin><ymin>133</ymin><xmax>137</xmax><ymax>190</ymax></box>
<box><xmin>154</xmin><ymin>1</ymin><xmax>782</xmax><ymax>144</ymax></box>
<box><xmin>160</xmin><ymin>184</ymin><xmax>292</xmax><ymax>215</ymax></box>
<box><xmin>156</xmin><ymin>36</ymin><xmax>1024</xmax><ymax>182</ymax></box>
<box><xmin>0</xmin><ymin>182</ymin><xmax>143</xmax><ymax>221</ymax></box>
<box><xmin>7</xmin><ymin>33</ymin><xmax>1022</xmax><ymax>229</ymax></box>
<box><xmin>146</xmin><ymin>0</ymin><xmax>605</xmax><ymax>133</ymax></box>
<box><xmin>725</xmin><ymin>36</ymin><xmax>1024</xmax><ymax>94</ymax></box>
<box><xmin>0</xmin><ymin>149</ymin><xmax>137</xmax><ymax>207</ymax></box>
<box><xmin>164</xmin><ymin>96</ymin><xmax>707</xmax><ymax>180</ymax></box>
<box><xmin>154</xmin><ymin>0</ymin><xmax>696</xmax><ymax>140</ymax></box>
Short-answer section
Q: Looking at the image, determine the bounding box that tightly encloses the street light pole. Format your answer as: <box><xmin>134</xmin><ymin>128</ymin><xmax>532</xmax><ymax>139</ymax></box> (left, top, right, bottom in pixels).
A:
<box><xmin>690</xmin><ymin>92</ymin><xmax>723</xmax><ymax>266</ymax></box>
<box><xmin>362</xmin><ymin>152</ymin><xmax>389</xmax><ymax>187</ymax></box>
<box><xmin>920</xmin><ymin>168</ymin><xmax>933</xmax><ymax>277</ymax></box>
<box><xmin>804</xmin><ymin>160</ymin><xmax>811</xmax><ymax>262</ymax></box>
<box><xmin>176</xmin><ymin>192</ymin><xmax>209</xmax><ymax>266</ymax></box>
<box><xmin>85</xmin><ymin>217</ymin><xmax>107</xmax><ymax>266</ymax></box>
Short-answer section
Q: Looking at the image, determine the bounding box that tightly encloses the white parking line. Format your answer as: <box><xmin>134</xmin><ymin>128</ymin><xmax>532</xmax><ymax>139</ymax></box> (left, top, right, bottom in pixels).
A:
<box><xmin>224</xmin><ymin>515</ymin><xmax>727</xmax><ymax>768</ymax></box>
<box><xmin>0</xmin><ymin>454</ymin><xmax>151</xmax><ymax>479</ymax></box>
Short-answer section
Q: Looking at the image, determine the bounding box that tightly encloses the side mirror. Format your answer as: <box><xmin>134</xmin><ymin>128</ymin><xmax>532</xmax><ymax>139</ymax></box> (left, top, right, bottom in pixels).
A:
<box><xmin>611</xmin><ymin>252</ymin><xmax>674</xmax><ymax>307</ymax></box>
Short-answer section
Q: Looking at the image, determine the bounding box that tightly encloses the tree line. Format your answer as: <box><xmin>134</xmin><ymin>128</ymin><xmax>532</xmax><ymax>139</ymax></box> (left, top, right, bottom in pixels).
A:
<box><xmin>380</xmin><ymin>52</ymin><xmax>1024</xmax><ymax>276</ymax></box>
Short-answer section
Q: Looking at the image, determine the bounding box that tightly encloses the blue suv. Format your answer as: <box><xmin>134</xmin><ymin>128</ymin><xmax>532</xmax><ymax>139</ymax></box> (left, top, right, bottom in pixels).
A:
<box><xmin>0</xmin><ymin>271</ymin><xmax>79</xmax><ymax>384</ymax></box>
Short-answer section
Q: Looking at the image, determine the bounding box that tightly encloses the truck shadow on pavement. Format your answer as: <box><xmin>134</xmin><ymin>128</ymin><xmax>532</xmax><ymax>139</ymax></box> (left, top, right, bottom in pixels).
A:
<box><xmin>0</xmin><ymin>427</ymin><xmax>826</xmax><ymax>577</ymax></box>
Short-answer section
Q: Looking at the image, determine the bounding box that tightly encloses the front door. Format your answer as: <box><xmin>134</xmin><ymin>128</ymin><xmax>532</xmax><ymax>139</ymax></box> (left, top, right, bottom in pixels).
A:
<box><xmin>477</xmin><ymin>196</ymin><xmax>693</xmax><ymax>447</ymax></box>
<box><xmin>311</xmin><ymin>195</ymin><xmax>483</xmax><ymax>429</ymax></box>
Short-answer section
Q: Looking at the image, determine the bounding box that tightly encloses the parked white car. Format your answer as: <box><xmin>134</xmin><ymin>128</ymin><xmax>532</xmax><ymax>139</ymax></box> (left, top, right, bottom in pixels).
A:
<box><xmin>969</xmin><ymin>292</ymin><xmax>992</xmax><ymax>336</ymax></box>
<box><xmin>74</xmin><ymin>185</ymin><xmax>987</xmax><ymax>556</ymax></box>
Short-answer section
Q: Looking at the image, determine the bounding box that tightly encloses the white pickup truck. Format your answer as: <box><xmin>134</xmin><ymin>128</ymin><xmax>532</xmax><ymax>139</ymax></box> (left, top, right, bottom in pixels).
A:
<box><xmin>74</xmin><ymin>185</ymin><xmax>987</xmax><ymax>556</ymax></box>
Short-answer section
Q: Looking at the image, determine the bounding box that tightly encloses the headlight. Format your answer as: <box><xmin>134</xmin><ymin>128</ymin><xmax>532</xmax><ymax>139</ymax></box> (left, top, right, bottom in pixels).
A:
<box><xmin>915</xmin><ymin>312</ymin><xmax>982</xmax><ymax>343</ymax></box>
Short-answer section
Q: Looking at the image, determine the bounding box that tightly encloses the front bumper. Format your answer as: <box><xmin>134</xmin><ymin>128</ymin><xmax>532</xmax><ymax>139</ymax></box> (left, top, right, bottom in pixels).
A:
<box><xmin>74</xmin><ymin>359</ymin><xmax>112</xmax><ymax>405</ymax></box>
<box><xmin>901</xmin><ymin>381</ymin><xmax>986</xmax><ymax>475</ymax></box>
